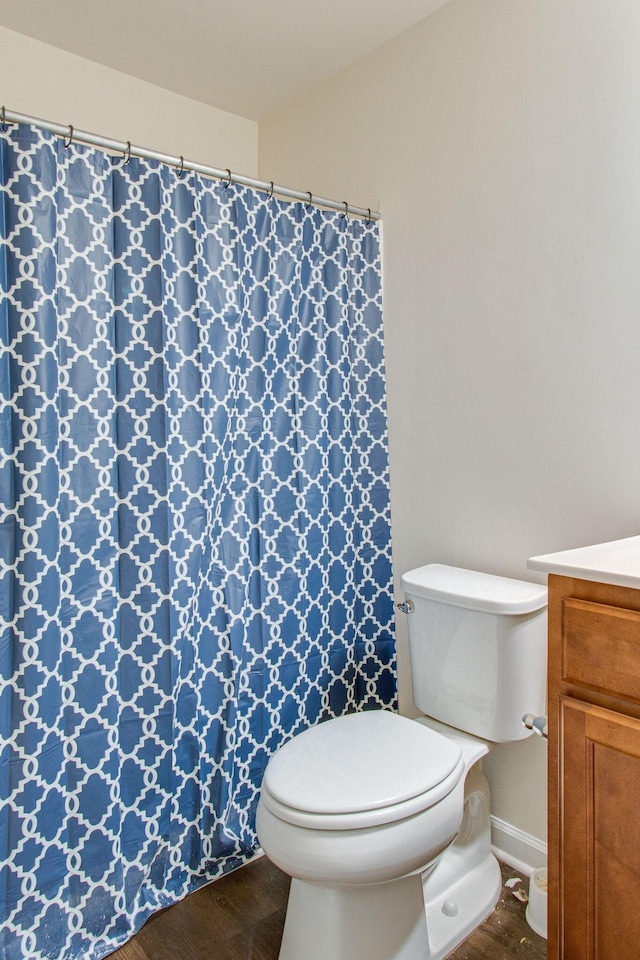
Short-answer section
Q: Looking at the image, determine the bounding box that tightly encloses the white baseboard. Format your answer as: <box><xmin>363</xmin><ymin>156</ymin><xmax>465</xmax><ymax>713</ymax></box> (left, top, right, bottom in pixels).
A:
<box><xmin>490</xmin><ymin>815</ymin><xmax>547</xmax><ymax>876</ymax></box>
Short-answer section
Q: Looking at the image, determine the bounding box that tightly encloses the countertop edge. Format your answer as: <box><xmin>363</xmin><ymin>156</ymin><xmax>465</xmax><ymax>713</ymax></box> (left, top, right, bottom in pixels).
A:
<box><xmin>528</xmin><ymin>535</ymin><xmax>640</xmax><ymax>591</ymax></box>
<box><xmin>527</xmin><ymin>558</ymin><xmax>640</xmax><ymax>591</ymax></box>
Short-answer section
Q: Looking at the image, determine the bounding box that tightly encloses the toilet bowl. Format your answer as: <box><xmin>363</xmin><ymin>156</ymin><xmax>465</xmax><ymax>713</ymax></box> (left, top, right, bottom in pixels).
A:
<box><xmin>256</xmin><ymin>564</ymin><xmax>548</xmax><ymax>960</ymax></box>
<box><xmin>258</xmin><ymin>711</ymin><xmax>465</xmax><ymax>885</ymax></box>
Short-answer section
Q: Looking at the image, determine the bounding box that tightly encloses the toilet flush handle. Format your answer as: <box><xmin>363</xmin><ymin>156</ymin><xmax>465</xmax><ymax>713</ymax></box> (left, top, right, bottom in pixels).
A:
<box><xmin>395</xmin><ymin>599</ymin><xmax>414</xmax><ymax>615</ymax></box>
<box><xmin>522</xmin><ymin>713</ymin><xmax>548</xmax><ymax>739</ymax></box>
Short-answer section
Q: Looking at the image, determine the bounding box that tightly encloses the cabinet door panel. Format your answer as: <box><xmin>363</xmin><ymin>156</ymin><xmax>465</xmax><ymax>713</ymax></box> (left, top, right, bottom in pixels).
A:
<box><xmin>562</xmin><ymin>598</ymin><xmax>640</xmax><ymax>701</ymax></box>
<box><xmin>561</xmin><ymin>698</ymin><xmax>640</xmax><ymax>960</ymax></box>
<box><xmin>593</xmin><ymin>743</ymin><xmax>640</xmax><ymax>955</ymax></box>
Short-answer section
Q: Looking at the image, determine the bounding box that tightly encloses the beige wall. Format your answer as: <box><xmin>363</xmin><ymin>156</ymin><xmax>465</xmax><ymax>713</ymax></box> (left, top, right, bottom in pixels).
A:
<box><xmin>260</xmin><ymin>0</ymin><xmax>640</xmax><ymax>843</ymax></box>
<box><xmin>0</xmin><ymin>25</ymin><xmax>257</xmax><ymax>174</ymax></box>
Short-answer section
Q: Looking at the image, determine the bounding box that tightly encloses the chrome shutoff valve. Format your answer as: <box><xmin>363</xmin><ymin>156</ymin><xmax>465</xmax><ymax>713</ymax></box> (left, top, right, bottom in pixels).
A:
<box><xmin>522</xmin><ymin>713</ymin><xmax>548</xmax><ymax>739</ymax></box>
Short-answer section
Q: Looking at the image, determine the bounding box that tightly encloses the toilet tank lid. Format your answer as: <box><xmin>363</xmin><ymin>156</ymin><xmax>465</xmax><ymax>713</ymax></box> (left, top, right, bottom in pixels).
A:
<box><xmin>401</xmin><ymin>564</ymin><xmax>547</xmax><ymax>615</ymax></box>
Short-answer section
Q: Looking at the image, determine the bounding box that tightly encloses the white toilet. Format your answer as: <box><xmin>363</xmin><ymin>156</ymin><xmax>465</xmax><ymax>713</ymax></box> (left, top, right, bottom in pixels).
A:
<box><xmin>256</xmin><ymin>564</ymin><xmax>547</xmax><ymax>960</ymax></box>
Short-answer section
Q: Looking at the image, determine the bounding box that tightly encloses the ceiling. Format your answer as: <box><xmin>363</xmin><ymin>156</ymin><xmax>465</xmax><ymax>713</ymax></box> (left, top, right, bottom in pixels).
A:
<box><xmin>0</xmin><ymin>0</ymin><xmax>452</xmax><ymax>121</ymax></box>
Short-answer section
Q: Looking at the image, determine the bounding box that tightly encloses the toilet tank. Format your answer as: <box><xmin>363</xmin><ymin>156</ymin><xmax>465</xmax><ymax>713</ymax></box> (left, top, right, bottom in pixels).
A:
<box><xmin>401</xmin><ymin>564</ymin><xmax>547</xmax><ymax>743</ymax></box>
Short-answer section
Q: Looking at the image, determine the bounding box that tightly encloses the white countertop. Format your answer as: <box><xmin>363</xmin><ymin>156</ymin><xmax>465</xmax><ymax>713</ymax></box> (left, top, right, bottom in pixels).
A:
<box><xmin>528</xmin><ymin>535</ymin><xmax>640</xmax><ymax>590</ymax></box>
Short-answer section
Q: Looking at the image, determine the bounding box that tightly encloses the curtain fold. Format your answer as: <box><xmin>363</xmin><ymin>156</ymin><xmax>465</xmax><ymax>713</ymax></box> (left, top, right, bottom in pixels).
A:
<box><xmin>0</xmin><ymin>124</ymin><xmax>396</xmax><ymax>960</ymax></box>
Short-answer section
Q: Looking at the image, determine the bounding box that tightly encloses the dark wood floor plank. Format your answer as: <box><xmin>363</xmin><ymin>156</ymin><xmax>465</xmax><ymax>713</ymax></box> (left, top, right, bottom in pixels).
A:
<box><xmin>107</xmin><ymin>855</ymin><xmax>546</xmax><ymax>960</ymax></box>
<box><xmin>107</xmin><ymin>937</ymin><xmax>151</xmax><ymax>960</ymax></box>
<box><xmin>215</xmin><ymin>909</ymin><xmax>290</xmax><ymax>960</ymax></box>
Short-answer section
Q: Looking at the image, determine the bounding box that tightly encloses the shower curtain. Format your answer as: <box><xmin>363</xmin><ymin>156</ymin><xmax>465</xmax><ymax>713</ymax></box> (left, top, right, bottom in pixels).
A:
<box><xmin>0</xmin><ymin>123</ymin><xmax>396</xmax><ymax>960</ymax></box>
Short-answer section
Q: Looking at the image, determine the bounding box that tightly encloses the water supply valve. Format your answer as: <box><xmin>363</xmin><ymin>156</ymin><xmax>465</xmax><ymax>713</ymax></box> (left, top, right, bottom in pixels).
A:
<box><xmin>522</xmin><ymin>713</ymin><xmax>548</xmax><ymax>739</ymax></box>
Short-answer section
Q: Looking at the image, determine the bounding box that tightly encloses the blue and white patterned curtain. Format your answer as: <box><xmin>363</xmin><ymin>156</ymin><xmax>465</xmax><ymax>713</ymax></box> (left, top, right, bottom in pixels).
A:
<box><xmin>0</xmin><ymin>124</ymin><xmax>396</xmax><ymax>960</ymax></box>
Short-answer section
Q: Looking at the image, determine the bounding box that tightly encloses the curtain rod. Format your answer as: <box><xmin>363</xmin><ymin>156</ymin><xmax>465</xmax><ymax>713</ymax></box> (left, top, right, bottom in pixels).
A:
<box><xmin>0</xmin><ymin>106</ymin><xmax>380</xmax><ymax>222</ymax></box>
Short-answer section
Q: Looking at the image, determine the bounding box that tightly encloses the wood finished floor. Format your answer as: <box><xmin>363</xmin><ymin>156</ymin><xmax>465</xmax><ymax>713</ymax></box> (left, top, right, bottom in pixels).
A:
<box><xmin>107</xmin><ymin>857</ymin><xmax>546</xmax><ymax>960</ymax></box>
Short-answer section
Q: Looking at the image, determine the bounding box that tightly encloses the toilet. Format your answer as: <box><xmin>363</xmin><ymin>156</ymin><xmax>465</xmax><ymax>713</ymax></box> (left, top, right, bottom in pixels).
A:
<box><xmin>256</xmin><ymin>564</ymin><xmax>547</xmax><ymax>960</ymax></box>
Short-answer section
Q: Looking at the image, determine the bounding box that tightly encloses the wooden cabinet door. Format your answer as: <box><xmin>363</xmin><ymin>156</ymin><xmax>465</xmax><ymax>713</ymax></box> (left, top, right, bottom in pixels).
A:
<box><xmin>560</xmin><ymin>697</ymin><xmax>640</xmax><ymax>959</ymax></box>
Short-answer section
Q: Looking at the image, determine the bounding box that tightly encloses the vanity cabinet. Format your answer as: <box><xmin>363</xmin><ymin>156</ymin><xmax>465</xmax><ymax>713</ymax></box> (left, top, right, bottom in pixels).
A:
<box><xmin>548</xmin><ymin>574</ymin><xmax>640</xmax><ymax>960</ymax></box>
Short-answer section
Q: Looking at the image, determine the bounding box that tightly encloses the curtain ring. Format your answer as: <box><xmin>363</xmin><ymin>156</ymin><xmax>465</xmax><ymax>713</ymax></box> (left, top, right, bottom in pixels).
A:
<box><xmin>342</xmin><ymin>201</ymin><xmax>349</xmax><ymax>219</ymax></box>
<box><xmin>223</xmin><ymin>168</ymin><xmax>232</xmax><ymax>188</ymax></box>
<box><xmin>366</xmin><ymin>208</ymin><xmax>372</xmax><ymax>225</ymax></box>
<box><xmin>123</xmin><ymin>141</ymin><xmax>132</xmax><ymax>164</ymax></box>
<box><xmin>305</xmin><ymin>191</ymin><xmax>313</xmax><ymax>210</ymax></box>
<box><xmin>64</xmin><ymin>124</ymin><xmax>74</xmax><ymax>148</ymax></box>
<box><xmin>266</xmin><ymin>180</ymin><xmax>274</xmax><ymax>199</ymax></box>
<box><xmin>176</xmin><ymin>155</ymin><xmax>185</xmax><ymax>178</ymax></box>
<box><xmin>1</xmin><ymin>106</ymin><xmax>7</xmax><ymax>133</ymax></box>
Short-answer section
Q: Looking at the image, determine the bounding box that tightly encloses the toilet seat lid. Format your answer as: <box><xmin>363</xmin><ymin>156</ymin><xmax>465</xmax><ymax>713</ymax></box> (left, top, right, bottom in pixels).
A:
<box><xmin>263</xmin><ymin>711</ymin><xmax>463</xmax><ymax>817</ymax></box>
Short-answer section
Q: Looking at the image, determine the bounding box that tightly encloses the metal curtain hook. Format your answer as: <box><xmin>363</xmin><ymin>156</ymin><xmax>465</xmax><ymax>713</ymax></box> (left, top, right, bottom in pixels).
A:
<box><xmin>266</xmin><ymin>180</ymin><xmax>274</xmax><ymax>199</ymax></box>
<box><xmin>1</xmin><ymin>107</ymin><xmax>6</xmax><ymax>133</ymax></box>
<box><xmin>123</xmin><ymin>141</ymin><xmax>131</xmax><ymax>164</ymax></box>
<box><xmin>342</xmin><ymin>201</ymin><xmax>349</xmax><ymax>219</ymax></box>
<box><xmin>366</xmin><ymin>208</ymin><xmax>372</xmax><ymax>225</ymax></box>
<box><xmin>223</xmin><ymin>168</ymin><xmax>232</xmax><ymax>188</ymax></box>
<box><xmin>306</xmin><ymin>191</ymin><xmax>313</xmax><ymax>210</ymax></box>
<box><xmin>64</xmin><ymin>124</ymin><xmax>74</xmax><ymax>148</ymax></box>
<box><xmin>176</xmin><ymin>155</ymin><xmax>185</xmax><ymax>178</ymax></box>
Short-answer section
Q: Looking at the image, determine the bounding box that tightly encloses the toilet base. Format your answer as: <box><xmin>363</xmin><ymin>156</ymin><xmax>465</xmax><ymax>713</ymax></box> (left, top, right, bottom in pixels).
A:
<box><xmin>276</xmin><ymin>853</ymin><xmax>501</xmax><ymax>960</ymax></box>
<box><xmin>278</xmin><ymin>871</ymin><xmax>430</xmax><ymax>960</ymax></box>
<box><xmin>423</xmin><ymin>851</ymin><xmax>501</xmax><ymax>960</ymax></box>
<box><xmin>420</xmin><ymin>761</ymin><xmax>502</xmax><ymax>959</ymax></box>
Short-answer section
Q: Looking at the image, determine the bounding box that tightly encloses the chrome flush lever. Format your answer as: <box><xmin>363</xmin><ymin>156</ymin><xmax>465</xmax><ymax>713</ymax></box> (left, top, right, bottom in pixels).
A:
<box><xmin>522</xmin><ymin>713</ymin><xmax>548</xmax><ymax>739</ymax></box>
<box><xmin>395</xmin><ymin>599</ymin><xmax>414</xmax><ymax>615</ymax></box>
